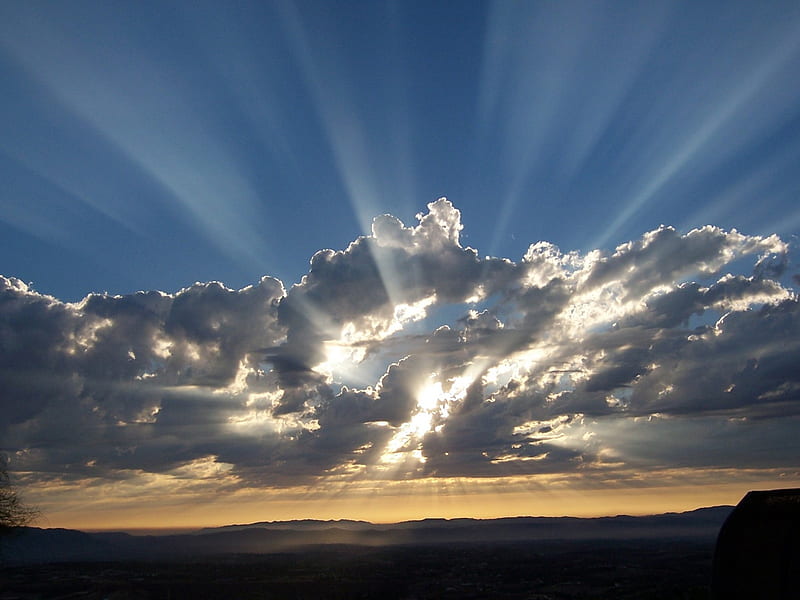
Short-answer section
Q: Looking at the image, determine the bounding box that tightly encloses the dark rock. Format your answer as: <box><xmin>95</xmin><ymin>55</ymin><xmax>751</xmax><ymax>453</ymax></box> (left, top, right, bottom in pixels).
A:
<box><xmin>712</xmin><ymin>488</ymin><xmax>800</xmax><ymax>599</ymax></box>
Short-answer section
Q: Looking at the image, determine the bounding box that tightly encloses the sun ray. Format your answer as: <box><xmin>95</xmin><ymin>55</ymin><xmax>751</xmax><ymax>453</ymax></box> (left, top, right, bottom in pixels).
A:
<box><xmin>0</xmin><ymin>15</ymin><xmax>275</xmax><ymax>273</ymax></box>
<box><xmin>591</xmin><ymin>20</ymin><xmax>800</xmax><ymax>251</ymax></box>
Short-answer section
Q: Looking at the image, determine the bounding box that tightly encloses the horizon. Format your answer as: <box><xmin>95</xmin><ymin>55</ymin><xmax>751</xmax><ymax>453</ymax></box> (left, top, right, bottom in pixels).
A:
<box><xmin>50</xmin><ymin>499</ymin><xmax>739</xmax><ymax>536</ymax></box>
<box><xmin>30</xmin><ymin>479</ymin><xmax>761</xmax><ymax>532</ymax></box>
<box><xmin>2</xmin><ymin>1</ymin><xmax>800</xmax><ymax>531</ymax></box>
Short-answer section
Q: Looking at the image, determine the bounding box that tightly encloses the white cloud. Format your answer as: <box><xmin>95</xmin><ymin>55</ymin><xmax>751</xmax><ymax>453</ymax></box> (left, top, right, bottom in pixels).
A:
<box><xmin>1</xmin><ymin>201</ymin><xmax>797</xmax><ymax>490</ymax></box>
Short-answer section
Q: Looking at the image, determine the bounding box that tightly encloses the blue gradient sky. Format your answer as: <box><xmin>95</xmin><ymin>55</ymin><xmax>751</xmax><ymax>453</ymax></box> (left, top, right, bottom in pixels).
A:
<box><xmin>3</xmin><ymin>0</ymin><xmax>799</xmax><ymax>300</ymax></box>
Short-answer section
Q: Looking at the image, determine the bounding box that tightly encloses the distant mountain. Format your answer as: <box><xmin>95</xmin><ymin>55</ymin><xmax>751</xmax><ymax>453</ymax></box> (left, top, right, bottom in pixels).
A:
<box><xmin>197</xmin><ymin>518</ymin><xmax>375</xmax><ymax>534</ymax></box>
<box><xmin>0</xmin><ymin>506</ymin><xmax>733</xmax><ymax>565</ymax></box>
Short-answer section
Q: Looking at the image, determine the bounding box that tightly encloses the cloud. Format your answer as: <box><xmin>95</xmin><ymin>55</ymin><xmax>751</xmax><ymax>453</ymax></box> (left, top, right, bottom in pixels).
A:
<box><xmin>1</xmin><ymin>200</ymin><xmax>798</xmax><ymax>492</ymax></box>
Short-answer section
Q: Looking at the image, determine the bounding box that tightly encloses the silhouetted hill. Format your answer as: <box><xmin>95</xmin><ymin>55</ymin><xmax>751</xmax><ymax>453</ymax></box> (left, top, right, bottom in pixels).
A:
<box><xmin>1</xmin><ymin>506</ymin><xmax>733</xmax><ymax>565</ymax></box>
<box><xmin>197</xmin><ymin>518</ymin><xmax>374</xmax><ymax>534</ymax></box>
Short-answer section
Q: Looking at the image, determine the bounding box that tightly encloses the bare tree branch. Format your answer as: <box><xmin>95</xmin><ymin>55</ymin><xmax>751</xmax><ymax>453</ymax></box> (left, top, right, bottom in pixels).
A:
<box><xmin>0</xmin><ymin>456</ymin><xmax>38</xmax><ymax>532</ymax></box>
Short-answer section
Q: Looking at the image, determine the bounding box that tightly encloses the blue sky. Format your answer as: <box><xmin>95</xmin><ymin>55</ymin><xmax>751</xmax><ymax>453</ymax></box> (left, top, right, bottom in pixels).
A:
<box><xmin>3</xmin><ymin>0</ymin><xmax>799</xmax><ymax>300</ymax></box>
<box><xmin>1</xmin><ymin>1</ymin><xmax>800</xmax><ymax>528</ymax></box>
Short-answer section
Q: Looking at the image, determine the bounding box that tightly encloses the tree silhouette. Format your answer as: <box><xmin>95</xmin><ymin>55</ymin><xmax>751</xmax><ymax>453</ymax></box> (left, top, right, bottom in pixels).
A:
<box><xmin>0</xmin><ymin>456</ymin><xmax>37</xmax><ymax>532</ymax></box>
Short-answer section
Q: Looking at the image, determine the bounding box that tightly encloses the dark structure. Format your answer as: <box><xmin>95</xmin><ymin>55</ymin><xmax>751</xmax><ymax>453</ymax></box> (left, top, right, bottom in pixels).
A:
<box><xmin>712</xmin><ymin>488</ymin><xmax>800</xmax><ymax>599</ymax></box>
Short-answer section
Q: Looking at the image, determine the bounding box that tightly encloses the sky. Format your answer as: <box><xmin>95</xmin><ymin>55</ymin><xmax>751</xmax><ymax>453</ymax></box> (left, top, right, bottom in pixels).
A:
<box><xmin>1</xmin><ymin>0</ymin><xmax>800</xmax><ymax>530</ymax></box>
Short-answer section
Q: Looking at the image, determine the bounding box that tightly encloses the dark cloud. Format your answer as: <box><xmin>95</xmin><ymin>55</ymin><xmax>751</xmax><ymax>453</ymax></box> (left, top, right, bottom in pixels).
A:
<box><xmin>1</xmin><ymin>201</ymin><xmax>797</xmax><ymax>492</ymax></box>
<box><xmin>0</xmin><ymin>275</ymin><xmax>286</xmax><ymax>478</ymax></box>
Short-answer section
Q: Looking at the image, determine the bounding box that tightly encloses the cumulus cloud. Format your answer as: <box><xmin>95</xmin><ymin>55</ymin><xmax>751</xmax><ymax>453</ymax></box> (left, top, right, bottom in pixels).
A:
<box><xmin>1</xmin><ymin>199</ymin><xmax>798</xmax><ymax>492</ymax></box>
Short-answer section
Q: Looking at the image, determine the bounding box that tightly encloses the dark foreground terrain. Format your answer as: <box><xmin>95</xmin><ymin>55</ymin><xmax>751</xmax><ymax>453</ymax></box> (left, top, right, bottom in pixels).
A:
<box><xmin>1</xmin><ymin>539</ymin><xmax>714</xmax><ymax>599</ymax></box>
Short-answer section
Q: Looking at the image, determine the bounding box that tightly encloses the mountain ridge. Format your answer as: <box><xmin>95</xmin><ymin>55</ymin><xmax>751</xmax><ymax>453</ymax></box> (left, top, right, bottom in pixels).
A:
<box><xmin>1</xmin><ymin>506</ymin><xmax>734</xmax><ymax>565</ymax></box>
<box><xmin>198</xmin><ymin>505</ymin><xmax>733</xmax><ymax>534</ymax></box>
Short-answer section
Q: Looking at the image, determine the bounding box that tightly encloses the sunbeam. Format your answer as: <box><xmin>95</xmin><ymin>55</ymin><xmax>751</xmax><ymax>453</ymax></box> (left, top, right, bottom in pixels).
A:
<box><xmin>0</xmin><ymin>4</ymin><xmax>275</xmax><ymax>273</ymax></box>
<box><xmin>593</xmin><ymin>19</ymin><xmax>800</xmax><ymax>250</ymax></box>
<box><xmin>2</xmin><ymin>0</ymin><xmax>799</xmax><ymax>532</ymax></box>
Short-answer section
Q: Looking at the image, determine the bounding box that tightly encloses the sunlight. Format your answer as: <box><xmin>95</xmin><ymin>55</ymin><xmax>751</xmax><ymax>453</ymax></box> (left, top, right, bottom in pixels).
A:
<box><xmin>64</xmin><ymin>316</ymin><xmax>113</xmax><ymax>355</ymax></box>
<box><xmin>592</xmin><ymin>19</ymin><xmax>800</xmax><ymax>250</ymax></box>
<box><xmin>285</xmin><ymin>293</ymin><xmax>340</xmax><ymax>340</ymax></box>
<box><xmin>391</xmin><ymin>295</ymin><xmax>437</xmax><ymax>332</ymax></box>
<box><xmin>170</xmin><ymin>456</ymin><xmax>235</xmax><ymax>480</ymax></box>
<box><xmin>379</xmin><ymin>374</ymin><xmax>474</xmax><ymax>467</ymax></box>
<box><xmin>476</xmin><ymin>2</ymin><xmax>670</xmax><ymax>259</ymax></box>
<box><xmin>276</xmin><ymin>0</ymin><xmax>415</xmax><ymax>309</ymax></box>
<box><xmin>416</xmin><ymin>381</ymin><xmax>444</xmax><ymax>412</ymax></box>
<box><xmin>310</xmin><ymin>297</ymin><xmax>435</xmax><ymax>385</ymax></box>
<box><xmin>313</xmin><ymin>337</ymin><xmax>366</xmax><ymax>379</ymax></box>
<box><xmin>3</xmin><ymin>0</ymin><xmax>799</xmax><ymax>544</ymax></box>
<box><xmin>0</xmin><ymin>19</ymin><xmax>273</xmax><ymax>272</ymax></box>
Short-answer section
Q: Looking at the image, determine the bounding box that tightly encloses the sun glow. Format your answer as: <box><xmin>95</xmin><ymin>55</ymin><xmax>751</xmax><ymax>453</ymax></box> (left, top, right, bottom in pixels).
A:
<box><xmin>314</xmin><ymin>338</ymin><xmax>365</xmax><ymax>377</ymax></box>
<box><xmin>312</xmin><ymin>295</ymin><xmax>439</xmax><ymax>385</ymax></box>
<box><xmin>380</xmin><ymin>374</ymin><xmax>474</xmax><ymax>466</ymax></box>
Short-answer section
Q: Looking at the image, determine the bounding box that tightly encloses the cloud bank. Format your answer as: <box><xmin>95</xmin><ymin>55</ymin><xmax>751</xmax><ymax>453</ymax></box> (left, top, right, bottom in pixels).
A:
<box><xmin>2</xmin><ymin>200</ymin><xmax>798</xmax><ymax>494</ymax></box>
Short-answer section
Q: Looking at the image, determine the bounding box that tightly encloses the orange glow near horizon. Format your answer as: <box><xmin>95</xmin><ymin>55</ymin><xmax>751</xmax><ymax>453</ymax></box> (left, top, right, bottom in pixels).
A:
<box><xmin>28</xmin><ymin>472</ymin><xmax>800</xmax><ymax>533</ymax></box>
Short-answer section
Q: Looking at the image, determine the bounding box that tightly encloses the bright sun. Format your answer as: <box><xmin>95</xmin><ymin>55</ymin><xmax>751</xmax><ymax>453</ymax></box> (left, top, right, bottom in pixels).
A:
<box><xmin>380</xmin><ymin>375</ymin><xmax>473</xmax><ymax>465</ymax></box>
